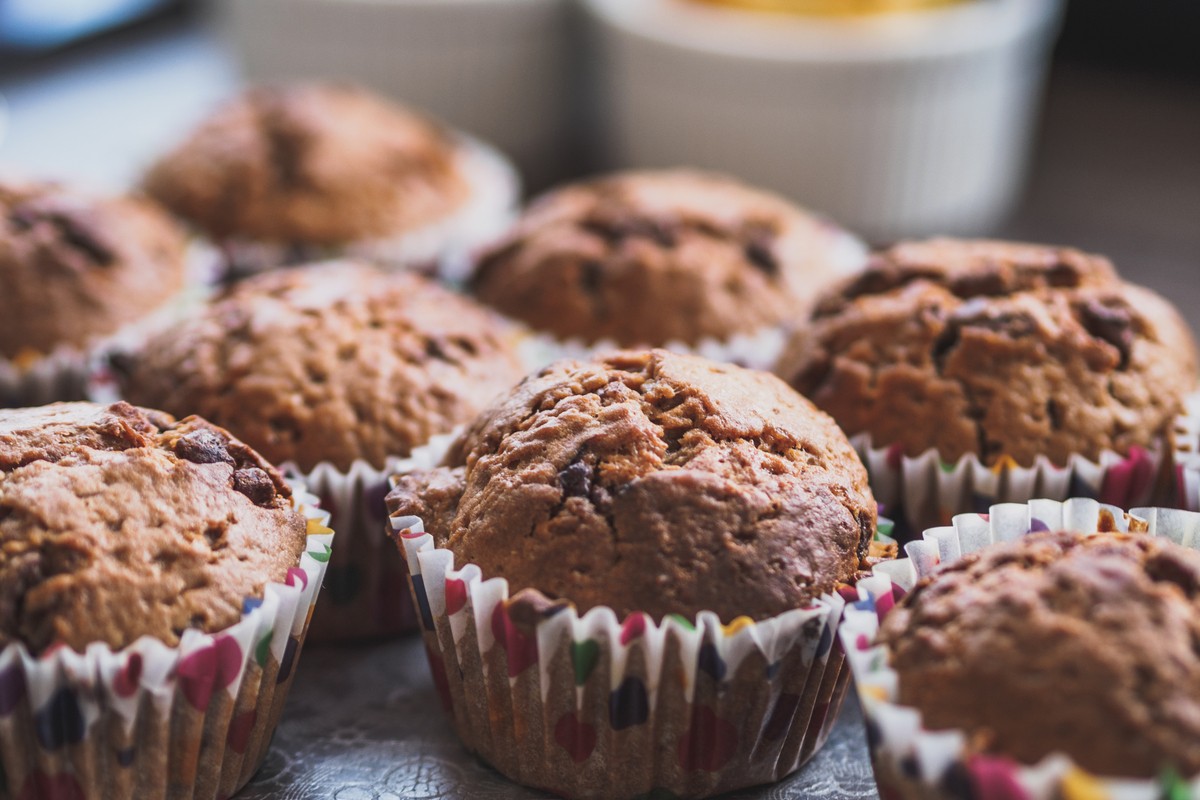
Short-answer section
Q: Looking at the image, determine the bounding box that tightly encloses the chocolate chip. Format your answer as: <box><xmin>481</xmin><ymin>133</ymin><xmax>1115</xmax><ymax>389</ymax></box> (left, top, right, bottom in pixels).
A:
<box><xmin>174</xmin><ymin>429</ymin><xmax>234</xmax><ymax>465</ymax></box>
<box><xmin>743</xmin><ymin>236</ymin><xmax>778</xmax><ymax>276</ymax></box>
<box><xmin>581</xmin><ymin>216</ymin><xmax>676</xmax><ymax>247</ymax></box>
<box><xmin>1046</xmin><ymin>399</ymin><xmax>1063</xmax><ymax>430</ymax></box>
<box><xmin>233</xmin><ymin>468</ymin><xmax>277</xmax><ymax>507</ymax></box>
<box><xmin>856</xmin><ymin>509</ymin><xmax>874</xmax><ymax>565</ymax></box>
<box><xmin>1078</xmin><ymin>299</ymin><xmax>1134</xmax><ymax>369</ymax></box>
<box><xmin>559</xmin><ymin>460</ymin><xmax>592</xmax><ymax>499</ymax></box>
<box><xmin>1145</xmin><ymin>551</ymin><xmax>1200</xmax><ymax>598</ymax></box>
<box><xmin>51</xmin><ymin>213</ymin><xmax>114</xmax><ymax>266</ymax></box>
<box><xmin>949</xmin><ymin>270</ymin><xmax>1008</xmax><ymax>298</ymax></box>
<box><xmin>1046</xmin><ymin>259</ymin><xmax>1083</xmax><ymax>288</ymax></box>
<box><xmin>579</xmin><ymin>260</ymin><xmax>605</xmax><ymax>295</ymax></box>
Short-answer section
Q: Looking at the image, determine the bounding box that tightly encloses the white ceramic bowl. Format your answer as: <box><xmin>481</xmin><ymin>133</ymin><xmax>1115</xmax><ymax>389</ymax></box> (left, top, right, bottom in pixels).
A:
<box><xmin>583</xmin><ymin>0</ymin><xmax>1066</xmax><ymax>242</ymax></box>
<box><xmin>218</xmin><ymin>0</ymin><xmax>577</xmax><ymax>190</ymax></box>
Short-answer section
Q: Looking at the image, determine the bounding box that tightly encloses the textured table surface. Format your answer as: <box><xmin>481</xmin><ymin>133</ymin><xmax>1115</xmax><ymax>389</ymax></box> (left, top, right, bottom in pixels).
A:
<box><xmin>238</xmin><ymin>638</ymin><xmax>879</xmax><ymax>800</ymax></box>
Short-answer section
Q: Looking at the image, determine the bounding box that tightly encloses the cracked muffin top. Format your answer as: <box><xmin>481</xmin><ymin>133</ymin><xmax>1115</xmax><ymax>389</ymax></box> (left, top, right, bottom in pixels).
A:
<box><xmin>116</xmin><ymin>261</ymin><xmax>525</xmax><ymax>472</ymax></box>
<box><xmin>776</xmin><ymin>238</ymin><xmax>1198</xmax><ymax>466</ymax></box>
<box><xmin>0</xmin><ymin>401</ymin><xmax>306</xmax><ymax>654</ymax></box>
<box><xmin>881</xmin><ymin>529</ymin><xmax>1200</xmax><ymax>778</ymax></box>
<box><xmin>0</xmin><ymin>178</ymin><xmax>188</xmax><ymax>361</ymax></box>
<box><xmin>142</xmin><ymin>83</ymin><xmax>470</xmax><ymax>245</ymax></box>
<box><xmin>387</xmin><ymin>349</ymin><xmax>876</xmax><ymax>622</ymax></box>
<box><xmin>470</xmin><ymin>170</ymin><xmax>863</xmax><ymax>348</ymax></box>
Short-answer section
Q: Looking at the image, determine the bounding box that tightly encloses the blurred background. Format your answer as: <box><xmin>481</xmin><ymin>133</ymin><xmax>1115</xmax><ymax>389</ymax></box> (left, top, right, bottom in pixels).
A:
<box><xmin>0</xmin><ymin>0</ymin><xmax>1196</xmax><ymax>311</ymax></box>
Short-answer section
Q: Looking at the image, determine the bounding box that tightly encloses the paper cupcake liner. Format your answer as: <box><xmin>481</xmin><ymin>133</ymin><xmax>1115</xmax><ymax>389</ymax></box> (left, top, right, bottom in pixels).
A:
<box><xmin>217</xmin><ymin>135</ymin><xmax>520</xmax><ymax>284</ymax></box>
<box><xmin>0</xmin><ymin>486</ymin><xmax>334</xmax><ymax>800</ymax></box>
<box><xmin>289</xmin><ymin>434</ymin><xmax>456</xmax><ymax>643</ymax></box>
<box><xmin>840</xmin><ymin>498</ymin><xmax>1200</xmax><ymax>800</ymax></box>
<box><xmin>392</xmin><ymin>514</ymin><xmax>851</xmax><ymax>800</ymax></box>
<box><xmin>853</xmin><ymin>432</ymin><xmax>1166</xmax><ymax>540</ymax></box>
<box><xmin>510</xmin><ymin>227</ymin><xmax>867</xmax><ymax>373</ymax></box>
<box><xmin>1171</xmin><ymin>391</ymin><xmax>1200</xmax><ymax>512</ymax></box>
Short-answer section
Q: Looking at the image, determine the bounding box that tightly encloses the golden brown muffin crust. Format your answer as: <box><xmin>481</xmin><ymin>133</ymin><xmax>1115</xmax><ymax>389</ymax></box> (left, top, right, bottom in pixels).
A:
<box><xmin>142</xmin><ymin>83</ymin><xmax>470</xmax><ymax>245</ymax></box>
<box><xmin>117</xmin><ymin>261</ymin><xmax>526</xmax><ymax>472</ymax></box>
<box><xmin>470</xmin><ymin>170</ymin><xmax>859</xmax><ymax>347</ymax></box>
<box><xmin>0</xmin><ymin>402</ymin><xmax>305</xmax><ymax>654</ymax></box>
<box><xmin>388</xmin><ymin>349</ymin><xmax>876</xmax><ymax>622</ymax></box>
<box><xmin>777</xmin><ymin>238</ymin><xmax>1198</xmax><ymax>466</ymax></box>
<box><xmin>881</xmin><ymin>530</ymin><xmax>1200</xmax><ymax>777</ymax></box>
<box><xmin>0</xmin><ymin>178</ymin><xmax>188</xmax><ymax>360</ymax></box>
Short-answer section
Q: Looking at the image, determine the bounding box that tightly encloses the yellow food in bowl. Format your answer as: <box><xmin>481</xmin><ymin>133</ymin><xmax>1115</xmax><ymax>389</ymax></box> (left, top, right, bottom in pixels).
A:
<box><xmin>690</xmin><ymin>0</ymin><xmax>962</xmax><ymax>15</ymax></box>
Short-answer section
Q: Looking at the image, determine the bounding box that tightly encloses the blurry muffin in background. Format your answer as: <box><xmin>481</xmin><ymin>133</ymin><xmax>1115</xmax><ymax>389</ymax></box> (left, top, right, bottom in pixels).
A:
<box><xmin>469</xmin><ymin>169</ymin><xmax>866</xmax><ymax>368</ymax></box>
<box><xmin>776</xmin><ymin>238</ymin><xmax>1198</xmax><ymax>531</ymax></box>
<box><xmin>113</xmin><ymin>260</ymin><xmax>526</xmax><ymax>640</ymax></box>
<box><xmin>0</xmin><ymin>177</ymin><xmax>188</xmax><ymax>406</ymax></box>
<box><xmin>143</xmin><ymin>83</ymin><xmax>519</xmax><ymax>280</ymax></box>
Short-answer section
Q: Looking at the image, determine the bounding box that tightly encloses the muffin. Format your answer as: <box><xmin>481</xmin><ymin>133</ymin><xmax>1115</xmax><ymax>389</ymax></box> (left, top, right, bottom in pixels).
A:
<box><xmin>0</xmin><ymin>178</ymin><xmax>188</xmax><ymax>406</ymax></box>
<box><xmin>776</xmin><ymin>238</ymin><xmax>1199</xmax><ymax>530</ymax></box>
<box><xmin>142</xmin><ymin>83</ymin><xmax>518</xmax><ymax>280</ymax></box>
<box><xmin>469</xmin><ymin>169</ymin><xmax>865</xmax><ymax>367</ymax></box>
<box><xmin>842</xmin><ymin>502</ymin><xmax>1200</xmax><ymax>799</ymax></box>
<box><xmin>0</xmin><ymin>401</ymin><xmax>331</xmax><ymax>800</ymax></box>
<box><xmin>389</xmin><ymin>349</ymin><xmax>875</xmax><ymax>798</ymax></box>
<box><xmin>115</xmin><ymin>261</ymin><xmax>526</xmax><ymax>640</ymax></box>
<box><xmin>883</xmin><ymin>530</ymin><xmax>1200</xmax><ymax>777</ymax></box>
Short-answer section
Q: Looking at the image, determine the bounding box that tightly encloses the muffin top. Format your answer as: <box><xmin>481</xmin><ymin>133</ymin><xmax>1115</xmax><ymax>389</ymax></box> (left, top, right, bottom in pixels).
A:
<box><xmin>470</xmin><ymin>170</ymin><xmax>861</xmax><ymax>348</ymax></box>
<box><xmin>880</xmin><ymin>529</ymin><xmax>1200</xmax><ymax>778</ymax></box>
<box><xmin>0</xmin><ymin>401</ymin><xmax>306</xmax><ymax>654</ymax></box>
<box><xmin>0</xmin><ymin>178</ymin><xmax>188</xmax><ymax>360</ymax></box>
<box><xmin>387</xmin><ymin>349</ymin><xmax>876</xmax><ymax>622</ymax></box>
<box><xmin>116</xmin><ymin>261</ymin><xmax>525</xmax><ymax>472</ymax></box>
<box><xmin>142</xmin><ymin>83</ymin><xmax>470</xmax><ymax>245</ymax></box>
<box><xmin>776</xmin><ymin>238</ymin><xmax>1198</xmax><ymax>466</ymax></box>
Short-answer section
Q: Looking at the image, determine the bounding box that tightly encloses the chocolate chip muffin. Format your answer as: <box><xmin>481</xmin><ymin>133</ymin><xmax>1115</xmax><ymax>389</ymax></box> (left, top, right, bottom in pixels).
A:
<box><xmin>777</xmin><ymin>238</ymin><xmax>1199</xmax><ymax>466</ymax></box>
<box><xmin>388</xmin><ymin>348</ymin><xmax>876</xmax><ymax>622</ymax></box>
<box><xmin>116</xmin><ymin>261</ymin><xmax>525</xmax><ymax>473</ymax></box>
<box><xmin>0</xmin><ymin>178</ymin><xmax>188</xmax><ymax>361</ymax></box>
<box><xmin>0</xmin><ymin>401</ymin><xmax>306</xmax><ymax>654</ymax></box>
<box><xmin>470</xmin><ymin>170</ymin><xmax>864</xmax><ymax>349</ymax></box>
<box><xmin>880</xmin><ymin>529</ymin><xmax>1200</xmax><ymax>777</ymax></box>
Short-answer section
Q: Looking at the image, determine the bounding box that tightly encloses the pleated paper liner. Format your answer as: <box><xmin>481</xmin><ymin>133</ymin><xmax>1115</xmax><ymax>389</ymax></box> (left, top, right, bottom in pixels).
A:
<box><xmin>1172</xmin><ymin>391</ymin><xmax>1200</xmax><ymax>512</ymax></box>
<box><xmin>292</xmin><ymin>434</ymin><xmax>455</xmax><ymax>643</ymax></box>
<box><xmin>0</xmin><ymin>487</ymin><xmax>334</xmax><ymax>800</ymax></box>
<box><xmin>509</xmin><ymin>228</ymin><xmax>868</xmax><ymax>374</ymax></box>
<box><xmin>841</xmin><ymin>498</ymin><xmax>1200</xmax><ymax>800</ymax></box>
<box><xmin>853</xmin><ymin>432</ymin><xmax>1166</xmax><ymax>540</ymax></box>
<box><xmin>217</xmin><ymin>136</ymin><xmax>519</xmax><ymax>284</ymax></box>
<box><xmin>391</xmin><ymin>514</ymin><xmax>853</xmax><ymax>800</ymax></box>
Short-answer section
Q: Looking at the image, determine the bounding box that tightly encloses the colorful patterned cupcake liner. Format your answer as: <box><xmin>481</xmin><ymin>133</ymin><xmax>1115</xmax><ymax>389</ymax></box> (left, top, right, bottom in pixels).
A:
<box><xmin>841</xmin><ymin>498</ymin><xmax>1200</xmax><ymax>800</ymax></box>
<box><xmin>294</xmin><ymin>433</ymin><xmax>456</xmax><ymax>643</ymax></box>
<box><xmin>1171</xmin><ymin>391</ymin><xmax>1200</xmax><ymax>513</ymax></box>
<box><xmin>217</xmin><ymin>135</ymin><xmax>520</xmax><ymax>284</ymax></box>
<box><xmin>508</xmin><ymin>227</ymin><xmax>868</xmax><ymax>373</ymax></box>
<box><xmin>0</xmin><ymin>486</ymin><xmax>334</xmax><ymax>800</ymax></box>
<box><xmin>853</xmin><ymin>432</ymin><xmax>1166</xmax><ymax>540</ymax></box>
<box><xmin>392</xmin><ymin>513</ymin><xmax>852</xmax><ymax>800</ymax></box>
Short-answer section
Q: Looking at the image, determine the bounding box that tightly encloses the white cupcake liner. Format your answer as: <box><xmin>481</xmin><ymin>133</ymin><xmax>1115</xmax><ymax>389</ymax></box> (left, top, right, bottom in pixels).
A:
<box><xmin>1171</xmin><ymin>390</ymin><xmax>1200</xmax><ymax>512</ymax></box>
<box><xmin>284</xmin><ymin>434</ymin><xmax>456</xmax><ymax>643</ymax></box>
<box><xmin>583</xmin><ymin>0</ymin><xmax>1065</xmax><ymax>242</ymax></box>
<box><xmin>0</xmin><ymin>486</ymin><xmax>333</xmax><ymax>800</ymax></box>
<box><xmin>217</xmin><ymin>135</ymin><xmax>521</xmax><ymax>283</ymax></box>
<box><xmin>841</xmin><ymin>498</ymin><xmax>1200</xmax><ymax>800</ymax></box>
<box><xmin>509</xmin><ymin>226</ymin><xmax>868</xmax><ymax>372</ymax></box>
<box><xmin>392</xmin><ymin>512</ymin><xmax>851</xmax><ymax>799</ymax></box>
<box><xmin>853</xmin><ymin>432</ymin><xmax>1165</xmax><ymax>538</ymax></box>
<box><xmin>219</xmin><ymin>0</ymin><xmax>577</xmax><ymax>190</ymax></box>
